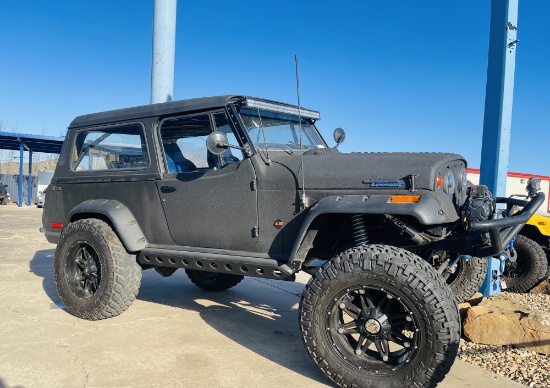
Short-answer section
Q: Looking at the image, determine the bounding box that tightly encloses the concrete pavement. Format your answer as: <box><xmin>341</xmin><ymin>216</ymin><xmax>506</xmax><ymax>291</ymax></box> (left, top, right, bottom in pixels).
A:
<box><xmin>0</xmin><ymin>205</ymin><xmax>522</xmax><ymax>387</ymax></box>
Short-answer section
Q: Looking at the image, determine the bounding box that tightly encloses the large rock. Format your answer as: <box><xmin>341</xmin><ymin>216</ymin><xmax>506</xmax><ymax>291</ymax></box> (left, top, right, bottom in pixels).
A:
<box><xmin>530</xmin><ymin>277</ymin><xmax>550</xmax><ymax>295</ymax></box>
<box><xmin>462</xmin><ymin>294</ymin><xmax>550</xmax><ymax>355</ymax></box>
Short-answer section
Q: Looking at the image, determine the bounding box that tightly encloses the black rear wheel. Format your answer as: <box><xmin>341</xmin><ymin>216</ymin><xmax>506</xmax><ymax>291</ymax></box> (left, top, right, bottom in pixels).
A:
<box><xmin>300</xmin><ymin>245</ymin><xmax>460</xmax><ymax>388</ymax></box>
<box><xmin>445</xmin><ymin>255</ymin><xmax>487</xmax><ymax>303</ymax></box>
<box><xmin>54</xmin><ymin>218</ymin><xmax>142</xmax><ymax>320</ymax></box>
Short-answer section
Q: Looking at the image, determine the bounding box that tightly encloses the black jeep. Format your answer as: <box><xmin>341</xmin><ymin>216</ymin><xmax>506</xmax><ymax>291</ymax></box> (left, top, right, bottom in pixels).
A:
<box><xmin>42</xmin><ymin>96</ymin><xmax>544</xmax><ymax>387</ymax></box>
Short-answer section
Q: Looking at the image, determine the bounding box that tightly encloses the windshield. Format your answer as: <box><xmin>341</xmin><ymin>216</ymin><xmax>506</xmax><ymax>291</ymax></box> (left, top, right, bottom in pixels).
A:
<box><xmin>239</xmin><ymin>109</ymin><xmax>326</xmax><ymax>150</ymax></box>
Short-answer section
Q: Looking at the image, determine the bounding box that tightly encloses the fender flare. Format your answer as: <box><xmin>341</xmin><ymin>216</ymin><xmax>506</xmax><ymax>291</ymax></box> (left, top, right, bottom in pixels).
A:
<box><xmin>67</xmin><ymin>199</ymin><xmax>148</xmax><ymax>252</ymax></box>
<box><xmin>287</xmin><ymin>194</ymin><xmax>449</xmax><ymax>269</ymax></box>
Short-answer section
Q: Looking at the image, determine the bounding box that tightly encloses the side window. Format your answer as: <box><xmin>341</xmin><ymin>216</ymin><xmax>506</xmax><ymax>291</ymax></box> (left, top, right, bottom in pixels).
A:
<box><xmin>71</xmin><ymin>124</ymin><xmax>148</xmax><ymax>171</ymax></box>
<box><xmin>160</xmin><ymin>114</ymin><xmax>212</xmax><ymax>173</ymax></box>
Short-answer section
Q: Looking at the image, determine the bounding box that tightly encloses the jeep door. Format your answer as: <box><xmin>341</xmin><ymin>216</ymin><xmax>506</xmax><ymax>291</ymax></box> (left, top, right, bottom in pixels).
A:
<box><xmin>156</xmin><ymin>111</ymin><xmax>258</xmax><ymax>251</ymax></box>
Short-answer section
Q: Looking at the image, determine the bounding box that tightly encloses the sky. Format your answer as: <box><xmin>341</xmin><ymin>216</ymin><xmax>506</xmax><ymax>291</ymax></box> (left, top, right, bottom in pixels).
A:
<box><xmin>0</xmin><ymin>1</ymin><xmax>549</xmax><ymax>176</ymax></box>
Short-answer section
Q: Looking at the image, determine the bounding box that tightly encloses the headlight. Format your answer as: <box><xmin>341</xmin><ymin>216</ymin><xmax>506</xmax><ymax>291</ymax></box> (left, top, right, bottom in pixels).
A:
<box><xmin>443</xmin><ymin>170</ymin><xmax>455</xmax><ymax>194</ymax></box>
<box><xmin>458</xmin><ymin>167</ymin><xmax>468</xmax><ymax>191</ymax></box>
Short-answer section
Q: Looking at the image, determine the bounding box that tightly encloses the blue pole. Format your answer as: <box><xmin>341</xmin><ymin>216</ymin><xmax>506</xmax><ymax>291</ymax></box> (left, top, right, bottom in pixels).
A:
<box><xmin>18</xmin><ymin>142</ymin><xmax>23</xmax><ymax>208</ymax></box>
<box><xmin>151</xmin><ymin>0</ymin><xmax>177</xmax><ymax>104</ymax></box>
<box><xmin>27</xmin><ymin>151</ymin><xmax>32</xmax><ymax>206</ymax></box>
<box><xmin>479</xmin><ymin>0</ymin><xmax>519</xmax><ymax>198</ymax></box>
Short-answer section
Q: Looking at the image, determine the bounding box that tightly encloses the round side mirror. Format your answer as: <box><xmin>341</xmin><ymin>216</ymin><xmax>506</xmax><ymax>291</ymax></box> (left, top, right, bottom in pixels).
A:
<box><xmin>206</xmin><ymin>131</ymin><xmax>229</xmax><ymax>155</ymax></box>
<box><xmin>333</xmin><ymin>127</ymin><xmax>346</xmax><ymax>148</ymax></box>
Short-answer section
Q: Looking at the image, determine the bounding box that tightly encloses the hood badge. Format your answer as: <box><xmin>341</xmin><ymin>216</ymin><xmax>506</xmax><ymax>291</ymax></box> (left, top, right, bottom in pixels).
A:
<box><xmin>363</xmin><ymin>177</ymin><xmax>405</xmax><ymax>188</ymax></box>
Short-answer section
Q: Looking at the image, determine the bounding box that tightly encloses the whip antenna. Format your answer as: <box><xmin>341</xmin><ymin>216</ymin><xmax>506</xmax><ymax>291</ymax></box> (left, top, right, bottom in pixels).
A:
<box><xmin>295</xmin><ymin>54</ymin><xmax>307</xmax><ymax>208</ymax></box>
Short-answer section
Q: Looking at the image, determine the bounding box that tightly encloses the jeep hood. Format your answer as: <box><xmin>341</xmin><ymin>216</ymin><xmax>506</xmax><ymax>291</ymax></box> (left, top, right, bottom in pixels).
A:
<box><xmin>294</xmin><ymin>152</ymin><xmax>466</xmax><ymax>191</ymax></box>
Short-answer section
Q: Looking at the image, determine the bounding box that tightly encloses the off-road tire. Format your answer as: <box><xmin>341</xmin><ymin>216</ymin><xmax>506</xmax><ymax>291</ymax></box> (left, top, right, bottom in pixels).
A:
<box><xmin>54</xmin><ymin>218</ymin><xmax>142</xmax><ymax>320</ymax></box>
<box><xmin>185</xmin><ymin>269</ymin><xmax>244</xmax><ymax>292</ymax></box>
<box><xmin>503</xmin><ymin>234</ymin><xmax>548</xmax><ymax>293</ymax></box>
<box><xmin>299</xmin><ymin>245</ymin><xmax>460</xmax><ymax>388</ymax></box>
<box><xmin>447</xmin><ymin>256</ymin><xmax>487</xmax><ymax>303</ymax></box>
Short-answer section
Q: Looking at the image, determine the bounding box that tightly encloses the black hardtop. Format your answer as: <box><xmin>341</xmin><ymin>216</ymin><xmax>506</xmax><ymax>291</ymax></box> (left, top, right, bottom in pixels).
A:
<box><xmin>69</xmin><ymin>95</ymin><xmax>241</xmax><ymax>129</ymax></box>
<box><xmin>68</xmin><ymin>95</ymin><xmax>316</xmax><ymax>129</ymax></box>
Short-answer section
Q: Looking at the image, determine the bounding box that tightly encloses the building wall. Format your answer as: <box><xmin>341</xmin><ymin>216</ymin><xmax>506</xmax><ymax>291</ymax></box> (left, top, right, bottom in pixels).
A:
<box><xmin>467</xmin><ymin>169</ymin><xmax>550</xmax><ymax>214</ymax></box>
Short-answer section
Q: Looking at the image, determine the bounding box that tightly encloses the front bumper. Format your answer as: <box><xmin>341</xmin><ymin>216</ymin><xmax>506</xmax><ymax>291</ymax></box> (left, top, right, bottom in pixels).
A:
<box><xmin>469</xmin><ymin>192</ymin><xmax>546</xmax><ymax>256</ymax></box>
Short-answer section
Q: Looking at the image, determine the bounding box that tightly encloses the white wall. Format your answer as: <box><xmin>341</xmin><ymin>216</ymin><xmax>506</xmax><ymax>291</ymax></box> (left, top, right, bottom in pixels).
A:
<box><xmin>467</xmin><ymin>172</ymin><xmax>550</xmax><ymax>214</ymax></box>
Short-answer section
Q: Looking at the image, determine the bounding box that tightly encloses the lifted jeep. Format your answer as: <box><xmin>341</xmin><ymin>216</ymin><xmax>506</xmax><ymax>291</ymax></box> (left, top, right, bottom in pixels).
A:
<box><xmin>42</xmin><ymin>96</ymin><xmax>544</xmax><ymax>387</ymax></box>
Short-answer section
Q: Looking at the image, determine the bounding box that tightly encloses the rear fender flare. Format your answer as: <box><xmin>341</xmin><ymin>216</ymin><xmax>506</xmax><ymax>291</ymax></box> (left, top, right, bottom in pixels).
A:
<box><xmin>67</xmin><ymin>199</ymin><xmax>148</xmax><ymax>252</ymax></box>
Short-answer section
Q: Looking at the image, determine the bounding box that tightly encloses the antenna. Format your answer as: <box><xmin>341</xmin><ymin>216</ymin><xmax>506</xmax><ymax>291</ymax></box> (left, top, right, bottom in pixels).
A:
<box><xmin>295</xmin><ymin>54</ymin><xmax>307</xmax><ymax>208</ymax></box>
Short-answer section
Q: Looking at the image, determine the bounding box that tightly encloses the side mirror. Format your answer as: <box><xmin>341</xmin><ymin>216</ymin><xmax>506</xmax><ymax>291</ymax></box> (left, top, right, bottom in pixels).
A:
<box><xmin>333</xmin><ymin>127</ymin><xmax>346</xmax><ymax>148</ymax></box>
<box><xmin>206</xmin><ymin>131</ymin><xmax>230</xmax><ymax>155</ymax></box>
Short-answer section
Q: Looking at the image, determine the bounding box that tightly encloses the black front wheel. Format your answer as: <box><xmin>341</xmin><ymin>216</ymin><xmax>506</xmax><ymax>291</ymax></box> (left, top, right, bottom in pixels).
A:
<box><xmin>300</xmin><ymin>245</ymin><xmax>460</xmax><ymax>388</ymax></box>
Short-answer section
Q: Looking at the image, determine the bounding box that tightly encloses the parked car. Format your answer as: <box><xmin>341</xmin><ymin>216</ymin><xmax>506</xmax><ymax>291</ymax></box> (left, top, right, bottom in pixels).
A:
<box><xmin>37</xmin><ymin>189</ymin><xmax>46</xmax><ymax>208</ymax></box>
<box><xmin>41</xmin><ymin>95</ymin><xmax>544</xmax><ymax>388</ymax></box>
<box><xmin>522</xmin><ymin>212</ymin><xmax>550</xmax><ymax>273</ymax></box>
<box><xmin>0</xmin><ymin>185</ymin><xmax>10</xmax><ymax>205</ymax></box>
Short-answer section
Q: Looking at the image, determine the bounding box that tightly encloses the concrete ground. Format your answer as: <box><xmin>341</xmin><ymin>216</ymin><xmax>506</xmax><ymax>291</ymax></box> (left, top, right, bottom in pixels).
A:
<box><xmin>0</xmin><ymin>205</ymin><xmax>522</xmax><ymax>388</ymax></box>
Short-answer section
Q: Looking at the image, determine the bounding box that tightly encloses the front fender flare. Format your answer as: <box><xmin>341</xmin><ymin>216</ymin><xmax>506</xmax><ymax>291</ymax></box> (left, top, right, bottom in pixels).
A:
<box><xmin>67</xmin><ymin>199</ymin><xmax>148</xmax><ymax>252</ymax></box>
<box><xmin>287</xmin><ymin>194</ymin><xmax>450</xmax><ymax>269</ymax></box>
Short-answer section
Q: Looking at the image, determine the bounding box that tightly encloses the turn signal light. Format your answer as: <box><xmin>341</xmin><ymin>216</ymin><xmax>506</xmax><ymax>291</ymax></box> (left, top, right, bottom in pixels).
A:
<box><xmin>50</xmin><ymin>223</ymin><xmax>63</xmax><ymax>229</ymax></box>
<box><xmin>539</xmin><ymin>221</ymin><xmax>547</xmax><ymax>226</ymax></box>
<box><xmin>389</xmin><ymin>196</ymin><xmax>421</xmax><ymax>203</ymax></box>
<box><xmin>436</xmin><ymin>174</ymin><xmax>443</xmax><ymax>187</ymax></box>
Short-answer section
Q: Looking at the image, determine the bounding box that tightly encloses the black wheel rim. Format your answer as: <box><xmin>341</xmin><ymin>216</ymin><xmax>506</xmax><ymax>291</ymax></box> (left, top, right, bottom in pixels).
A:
<box><xmin>326</xmin><ymin>285</ymin><xmax>421</xmax><ymax>374</ymax></box>
<box><xmin>65</xmin><ymin>240</ymin><xmax>102</xmax><ymax>299</ymax></box>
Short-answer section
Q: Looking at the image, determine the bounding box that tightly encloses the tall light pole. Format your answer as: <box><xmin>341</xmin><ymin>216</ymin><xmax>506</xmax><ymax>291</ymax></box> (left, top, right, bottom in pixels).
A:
<box><xmin>479</xmin><ymin>0</ymin><xmax>519</xmax><ymax>198</ymax></box>
<box><xmin>151</xmin><ymin>0</ymin><xmax>177</xmax><ymax>104</ymax></box>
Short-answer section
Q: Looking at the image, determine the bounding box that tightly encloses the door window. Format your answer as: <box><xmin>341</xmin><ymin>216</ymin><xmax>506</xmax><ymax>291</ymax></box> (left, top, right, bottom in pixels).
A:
<box><xmin>160</xmin><ymin>112</ymin><xmax>242</xmax><ymax>173</ymax></box>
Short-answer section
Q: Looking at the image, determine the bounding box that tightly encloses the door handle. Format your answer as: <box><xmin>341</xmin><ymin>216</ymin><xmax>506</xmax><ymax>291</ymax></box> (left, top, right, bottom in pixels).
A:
<box><xmin>160</xmin><ymin>186</ymin><xmax>177</xmax><ymax>193</ymax></box>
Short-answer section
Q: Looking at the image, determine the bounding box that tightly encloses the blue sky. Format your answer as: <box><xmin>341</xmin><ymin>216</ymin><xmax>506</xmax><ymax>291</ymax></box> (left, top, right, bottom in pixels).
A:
<box><xmin>0</xmin><ymin>1</ymin><xmax>548</xmax><ymax>175</ymax></box>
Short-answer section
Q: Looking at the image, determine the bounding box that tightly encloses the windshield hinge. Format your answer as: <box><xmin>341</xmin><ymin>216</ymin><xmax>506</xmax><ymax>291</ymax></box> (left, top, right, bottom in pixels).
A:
<box><xmin>252</xmin><ymin>226</ymin><xmax>259</xmax><ymax>238</ymax></box>
<box><xmin>251</xmin><ymin>180</ymin><xmax>257</xmax><ymax>191</ymax></box>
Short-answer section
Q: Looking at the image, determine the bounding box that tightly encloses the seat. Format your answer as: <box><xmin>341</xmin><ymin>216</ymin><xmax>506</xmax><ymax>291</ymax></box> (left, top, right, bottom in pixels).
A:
<box><xmin>164</xmin><ymin>142</ymin><xmax>197</xmax><ymax>173</ymax></box>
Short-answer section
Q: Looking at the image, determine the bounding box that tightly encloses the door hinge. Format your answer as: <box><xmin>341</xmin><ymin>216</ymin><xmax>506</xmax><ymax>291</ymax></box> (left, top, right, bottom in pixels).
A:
<box><xmin>252</xmin><ymin>226</ymin><xmax>259</xmax><ymax>238</ymax></box>
<box><xmin>251</xmin><ymin>180</ymin><xmax>257</xmax><ymax>191</ymax></box>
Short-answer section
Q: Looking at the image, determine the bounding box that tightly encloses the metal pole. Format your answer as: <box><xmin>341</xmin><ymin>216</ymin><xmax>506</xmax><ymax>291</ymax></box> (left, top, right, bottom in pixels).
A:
<box><xmin>479</xmin><ymin>0</ymin><xmax>519</xmax><ymax>198</ymax></box>
<box><xmin>27</xmin><ymin>151</ymin><xmax>32</xmax><ymax>206</ymax></box>
<box><xmin>18</xmin><ymin>142</ymin><xmax>23</xmax><ymax>208</ymax></box>
<box><xmin>151</xmin><ymin>0</ymin><xmax>177</xmax><ymax>104</ymax></box>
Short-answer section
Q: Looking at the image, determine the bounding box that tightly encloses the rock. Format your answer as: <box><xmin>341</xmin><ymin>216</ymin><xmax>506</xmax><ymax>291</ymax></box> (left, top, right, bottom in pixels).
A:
<box><xmin>530</xmin><ymin>277</ymin><xmax>550</xmax><ymax>295</ymax></box>
<box><xmin>458</xmin><ymin>302</ymin><xmax>471</xmax><ymax>321</ymax></box>
<box><xmin>467</xmin><ymin>292</ymin><xmax>484</xmax><ymax>306</ymax></box>
<box><xmin>462</xmin><ymin>295</ymin><xmax>550</xmax><ymax>355</ymax></box>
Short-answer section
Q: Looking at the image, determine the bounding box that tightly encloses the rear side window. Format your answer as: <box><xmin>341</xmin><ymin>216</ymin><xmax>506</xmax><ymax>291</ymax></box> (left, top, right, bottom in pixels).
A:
<box><xmin>71</xmin><ymin>124</ymin><xmax>148</xmax><ymax>171</ymax></box>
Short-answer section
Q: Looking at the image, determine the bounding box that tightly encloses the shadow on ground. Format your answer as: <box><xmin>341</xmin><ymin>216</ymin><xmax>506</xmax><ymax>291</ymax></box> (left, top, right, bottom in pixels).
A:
<box><xmin>29</xmin><ymin>255</ymin><xmax>327</xmax><ymax>386</ymax></box>
<box><xmin>29</xmin><ymin>249</ymin><xmax>65</xmax><ymax>309</ymax></box>
<box><xmin>137</xmin><ymin>269</ymin><xmax>327</xmax><ymax>385</ymax></box>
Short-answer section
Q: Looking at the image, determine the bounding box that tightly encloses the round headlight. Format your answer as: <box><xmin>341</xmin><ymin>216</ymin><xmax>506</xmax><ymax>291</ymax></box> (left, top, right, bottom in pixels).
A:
<box><xmin>443</xmin><ymin>170</ymin><xmax>456</xmax><ymax>194</ymax></box>
<box><xmin>458</xmin><ymin>167</ymin><xmax>468</xmax><ymax>191</ymax></box>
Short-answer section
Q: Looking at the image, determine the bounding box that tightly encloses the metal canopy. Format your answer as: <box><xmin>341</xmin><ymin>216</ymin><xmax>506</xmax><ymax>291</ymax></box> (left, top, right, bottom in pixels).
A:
<box><xmin>0</xmin><ymin>131</ymin><xmax>64</xmax><ymax>207</ymax></box>
<box><xmin>0</xmin><ymin>131</ymin><xmax>64</xmax><ymax>154</ymax></box>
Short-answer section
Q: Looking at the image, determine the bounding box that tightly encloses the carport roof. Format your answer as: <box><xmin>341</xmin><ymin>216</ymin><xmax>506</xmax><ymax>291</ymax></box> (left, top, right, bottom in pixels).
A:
<box><xmin>0</xmin><ymin>131</ymin><xmax>64</xmax><ymax>154</ymax></box>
